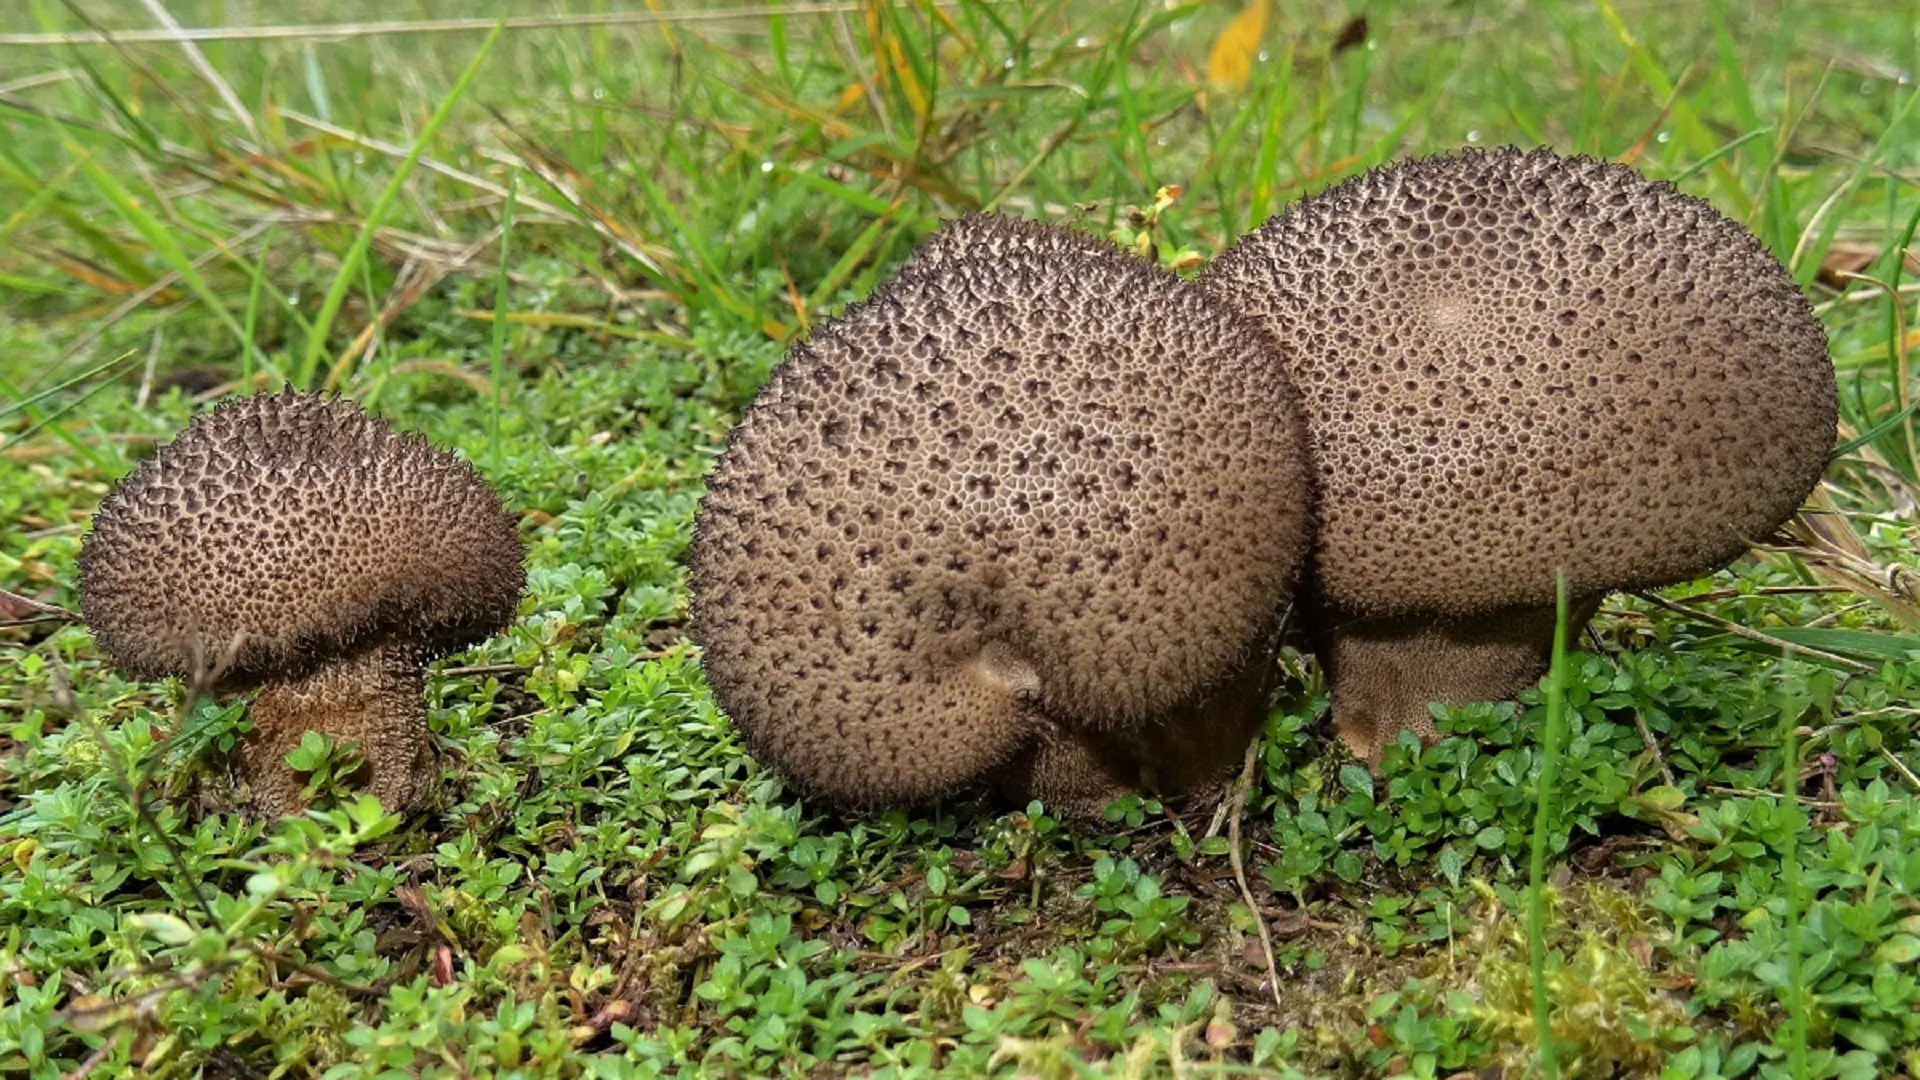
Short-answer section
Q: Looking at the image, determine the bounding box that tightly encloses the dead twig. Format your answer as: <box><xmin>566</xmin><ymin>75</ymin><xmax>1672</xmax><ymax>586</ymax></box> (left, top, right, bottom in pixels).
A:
<box><xmin>135</xmin><ymin>0</ymin><xmax>259</xmax><ymax>141</ymax></box>
<box><xmin>1670</xmin><ymin>585</ymin><xmax>1855</xmax><ymax>604</ymax></box>
<box><xmin>1705</xmin><ymin>785</ymin><xmax>1842</xmax><ymax>810</ymax></box>
<box><xmin>1588</xmin><ymin>625</ymin><xmax>1677</xmax><ymax>789</ymax></box>
<box><xmin>1880</xmin><ymin>746</ymin><xmax>1920</xmax><ymax>796</ymax></box>
<box><xmin>59</xmin><ymin>1029</ymin><xmax>124</xmax><ymax>1080</ymax></box>
<box><xmin>1225</xmin><ymin>736</ymin><xmax>1282</xmax><ymax>1010</ymax></box>
<box><xmin>0</xmin><ymin>3</ymin><xmax>973</xmax><ymax>47</ymax></box>
<box><xmin>435</xmin><ymin>663</ymin><xmax>527</xmax><ymax>678</ymax></box>
<box><xmin>0</xmin><ymin>587</ymin><xmax>80</xmax><ymax>623</ymax></box>
<box><xmin>1633</xmin><ymin>590</ymin><xmax>1873</xmax><ymax>674</ymax></box>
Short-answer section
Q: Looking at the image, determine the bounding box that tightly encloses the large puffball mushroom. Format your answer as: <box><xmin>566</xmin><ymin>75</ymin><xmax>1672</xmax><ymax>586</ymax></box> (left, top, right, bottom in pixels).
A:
<box><xmin>77</xmin><ymin>390</ymin><xmax>527</xmax><ymax>815</ymax></box>
<box><xmin>689</xmin><ymin>215</ymin><xmax>1313</xmax><ymax>813</ymax></box>
<box><xmin>1202</xmin><ymin>146</ymin><xmax>1838</xmax><ymax>765</ymax></box>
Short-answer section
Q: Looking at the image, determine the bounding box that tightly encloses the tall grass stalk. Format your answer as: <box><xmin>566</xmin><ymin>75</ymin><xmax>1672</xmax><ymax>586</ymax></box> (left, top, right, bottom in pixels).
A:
<box><xmin>1780</xmin><ymin>671</ymin><xmax>1810</xmax><ymax>1080</ymax></box>
<box><xmin>489</xmin><ymin>175</ymin><xmax>517</xmax><ymax>476</ymax></box>
<box><xmin>1527</xmin><ymin>571</ymin><xmax>1572</xmax><ymax>1079</ymax></box>
<box><xmin>296</xmin><ymin>20</ymin><xmax>504</xmax><ymax>389</ymax></box>
<box><xmin>240</xmin><ymin>232</ymin><xmax>273</xmax><ymax>391</ymax></box>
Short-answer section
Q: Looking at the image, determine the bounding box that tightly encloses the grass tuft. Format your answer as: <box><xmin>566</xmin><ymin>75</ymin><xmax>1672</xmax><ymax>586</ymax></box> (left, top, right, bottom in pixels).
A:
<box><xmin>300</xmin><ymin>20</ymin><xmax>505</xmax><ymax>390</ymax></box>
<box><xmin>1527</xmin><ymin>572</ymin><xmax>1573</xmax><ymax>1079</ymax></box>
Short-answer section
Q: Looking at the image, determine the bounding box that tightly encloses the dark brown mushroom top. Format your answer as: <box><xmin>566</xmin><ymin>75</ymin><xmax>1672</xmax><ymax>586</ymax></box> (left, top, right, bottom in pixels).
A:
<box><xmin>690</xmin><ymin>215</ymin><xmax>1312</xmax><ymax>807</ymax></box>
<box><xmin>78</xmin><ymin>390</ymin><xmax>526</xmax><ymax>686</ymax></box>
<box><xmin>1202</xmin><ymin>146</ymin><xmax>1837</xmax><ymax>614</ymax></box>
<box><xmin>899</xmin><ymin>213</ymin><xmax>1127</xmax><ymax>277</ymax></box>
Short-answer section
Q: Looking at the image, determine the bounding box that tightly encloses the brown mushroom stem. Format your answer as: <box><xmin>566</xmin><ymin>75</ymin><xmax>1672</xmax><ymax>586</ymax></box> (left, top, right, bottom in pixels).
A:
<box><xmin>992</xmin><ymin>642</ymin><xmax>1282</xmax><ymax>817</ymax></box>
<box><xmin>235</xmin><ymin>643</ymin><xmax>432</xmax><ymax>817</ymax></box>
<box><xmin>1317</xmin><ymin>596</ymin><xmax>1604</xmax><ymax>768</ymax></box>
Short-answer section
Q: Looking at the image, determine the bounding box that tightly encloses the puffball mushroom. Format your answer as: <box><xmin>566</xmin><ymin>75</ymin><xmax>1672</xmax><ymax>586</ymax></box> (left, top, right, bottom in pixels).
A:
<box><xmin>77</xmin><ymin>390</ymin><xmax>526</xmax><ymax>816</ymax></box>
<box><xmin>1202</xmin><ymin>146</ymin><xmax>1838</xmax><ymax>765</ymax></box>
<box><xmin>689</xmin><ymin>215</ymin><xmax>1313</xmax><ymax>814</ymax></box>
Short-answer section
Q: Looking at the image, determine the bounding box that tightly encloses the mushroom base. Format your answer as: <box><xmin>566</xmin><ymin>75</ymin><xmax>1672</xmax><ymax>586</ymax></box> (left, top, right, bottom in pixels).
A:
<box><xmin>1318</xmin><ymin>597</ymin><xmax>1604</xmax><ymax>769</ymax></box>
<box><xmin>234</xmin><ymin>643</ymin><xmax>432</xmax><ymax>817</ymax></box>
<box><xmin>990</xmin><ymin>643</ymin><xmax>1281</xmax><ymax>818</ymax></box>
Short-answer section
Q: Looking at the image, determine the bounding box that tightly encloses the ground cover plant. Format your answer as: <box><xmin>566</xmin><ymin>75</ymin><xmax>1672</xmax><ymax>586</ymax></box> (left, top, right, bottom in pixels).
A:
<box><xmin>2</xmin><ymin>0</ymin><xmax>1918</xmax><ymax>1076</ymax></box>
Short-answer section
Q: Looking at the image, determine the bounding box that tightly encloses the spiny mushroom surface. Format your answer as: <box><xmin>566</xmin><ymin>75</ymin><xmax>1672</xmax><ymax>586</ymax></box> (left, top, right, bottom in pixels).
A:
<box><xmin>78</xmin><ymin>390</ymin><xmax>526</xmax><ymax>815</ymax></box>
<box><xmin>690</xmin><ymin>215</ymin><xmax>1313</xmax><ymax>812</ymax></box>
<box><xmin>898</xmin><ymin>212</ymin><xmax>1129</xmax><ymax>277</ymax></box>
<box><xmin>1202</xmin><ymin>146</ymin><xmax>1838</xmax><ymax>763</ymax></box>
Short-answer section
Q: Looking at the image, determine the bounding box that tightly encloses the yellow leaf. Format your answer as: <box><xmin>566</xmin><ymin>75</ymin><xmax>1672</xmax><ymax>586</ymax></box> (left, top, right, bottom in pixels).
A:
<box><xmin>1207</xmin><ymin>0</ymin><xmax>1270</xmax><ymax>93</ymax></box>
<box><xmin>834</xmin><ymin>81</ymin><xmax>867</xmax><ymax>113</ymax></box>
<box><xmin>887</xmin><ymin>37</ymin><xmax>929</xmax><ymax>122</ymax></box>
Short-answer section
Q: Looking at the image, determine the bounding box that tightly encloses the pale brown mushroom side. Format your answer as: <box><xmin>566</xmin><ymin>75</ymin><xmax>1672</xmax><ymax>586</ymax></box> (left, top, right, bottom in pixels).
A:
<box><xmin>1203</xmin><ymin>147</ymin><xmax>1839</xmax><ymax>765</ymax></box>
<box><xmin>690</xmin><ymin>215</ymin><xmax>1315</xmax><ymax>813</ymax></box>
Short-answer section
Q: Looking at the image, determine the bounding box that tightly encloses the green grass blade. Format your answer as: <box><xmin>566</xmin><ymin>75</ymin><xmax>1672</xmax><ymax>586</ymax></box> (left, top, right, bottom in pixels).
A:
<box><xmin>240</xmin><ymin>231</ymin><xmax>275</xmax><ymax>391</ymax></box>
<box><xmin>1780</xmin><ymin>672</ymin><xmax>1809</xmax><ymax>1080</ymax></box>
<box><xmin>296</xmin><ymin>20</ymin><xmax>506</xmax><ymax>389</ymax></box>
<box><xmin>61</xmin><ymin>132</ymin><xmax>261</xmax><ymax>366</ymax></box>
<box><xmin>1831</xmin><ymin>399</ymin><xmax>1919</xmax><ymax>462</ymax></box>
<box><xmin>1791</xmin><ymin>88</ymin><xmax>1920</xmax><ymax>289</ymax></box>
<box><xmin>0</xmin><ymin>350</ymin><xmax>142</xmax><ymax>422</ymax></box>
<box><xmin>1245</xmin><ymin>38</ymin><xmax>1296</xmax><ymax>233</ymax></box>
<box><xmin>0</xmin><ymin>353</ymin><xmax>139</xmax><ymax>468</ymax></box>
<box><xmin>1670</xmin><ymin>127</ymin><xmax>1771</xmax><ymax>184</ymax></box>
<box><xmin>490</xmin><ymin>174</ymin><xmax>518</xmax><ymax>476</ymax></box>
<box><xmin>805</xmin><ymin>208</ymin><xmax>904</xmax><ymax>315</ymax></box>
<box><xmin>1527</xmin><ymin>571</ymin><xmax>1571</xmax><ymax>1080</ymax></box>
<box><xmin>629</xmin><ymin>165</ymin><xmax>754</xmax><ymax>326</ymax></box>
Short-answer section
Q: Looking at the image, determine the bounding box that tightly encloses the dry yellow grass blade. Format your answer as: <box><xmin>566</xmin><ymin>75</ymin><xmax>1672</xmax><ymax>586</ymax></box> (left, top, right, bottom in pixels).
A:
<box><xmin>1207</xmin><ymin>0</ymin><xmax>1269</xmax><ymax>93</ymax></box>
<box><xmin>0</xmin><ymin>3</ymin><xmax>974</xmax><ymax>47</ymax></box>
<box><xmin>1779</xmin><ymin>486</ymin><xmax>1920</xmax><ymax>630</ymax></box>
<box><xmin>489</xmin><ymin>125</ymin><xmax>688</xmax><ymax>290</ymax></box>
<box><xmin>451</xmin><ymin>309</ymin><xmax>646</xmax><ymax>339</ymax></box>
<box><xmin>642</xmin><ymin>0</ymin><xmax>681</xmax><ymax>59</ymax></box>
<box><xmin>388</xmin><ymin>359</ymin><xmax>503</xmax><ymax>397</ymax></box>
<box><xmin>24</xmin><ymin>245</ymin><xmax>179</xmax><ymax>302</ymax></box>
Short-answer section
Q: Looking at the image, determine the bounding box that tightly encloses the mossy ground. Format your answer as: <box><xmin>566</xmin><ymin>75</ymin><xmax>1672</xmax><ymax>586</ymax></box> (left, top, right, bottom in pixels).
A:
<box><xmin>3</xmin><ymin>1</ymin><xmax>1919</xmax><ymax>1077</ymax></box>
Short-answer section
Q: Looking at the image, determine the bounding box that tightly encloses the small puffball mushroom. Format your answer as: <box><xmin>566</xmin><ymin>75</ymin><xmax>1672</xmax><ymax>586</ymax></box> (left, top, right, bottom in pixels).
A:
<box><xmin>78</xmin><ymin>390</ymin><xmax>526</xmax><ymax>815</ymax></box>
<box><xmin>690</xmin><ymin>215</ymin><xmax>1313</xmax><ymax>813</ymax></box>
<box><xmin>1202</xmin><ymin>146</ymin><xmax>1838</xmax><ymax>765</ymax></box>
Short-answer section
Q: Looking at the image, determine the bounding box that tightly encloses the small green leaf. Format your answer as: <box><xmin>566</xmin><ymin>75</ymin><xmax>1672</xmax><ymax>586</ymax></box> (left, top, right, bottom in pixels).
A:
<box><xmin>1835</xmin><ymin>1020</ymin><xmax>1892</xmax><ymax>1055</ymax></box>
<box><xmin>1638</xmin><ymin>785</ymin><xmax>1687</xmax><ymax>812</ymax></box>
<box><xmin>1339</xmin><ymin>764</ymin><xmax>1374</xmax><ymax>802</ymax></box>
<box><xmin>1438</xmin><ymin>844</ymin><xmax>1465</xmax><ymax>887</ymax></box>
<box><xmin>284</xmin><ymin>730</ymin><xmax>336</xmax><ymax>771</ymax></box>
<box><xmin>1874</xmin><ymin>934</ymin><xmax>1920</xmax><ymax>964</ymax></box>
<box><xmin>130</xmin><ymin>912</ymin><xmax>196</xmax><ymax>945</ymax></box>
<box><xmin>1333</xmin><ymin>852</ymin><xmax>1362</xmax><ymax>883</ymax></box>
<box><xmin>1475</xmin><ymin>826</ymin><xmax>1508</xmax><ymax>850</ymax></box>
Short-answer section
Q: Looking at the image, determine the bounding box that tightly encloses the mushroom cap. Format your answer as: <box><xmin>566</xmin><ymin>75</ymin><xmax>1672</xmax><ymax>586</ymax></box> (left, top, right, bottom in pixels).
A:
<box><xmin>78</xmin><ymin>390</ymin><xmax>526</xmax><ymax>686</ymax></box>
<box><xmin>899</xmin><ymin>213</ymin><xmax>1127</xmax><ymax>277</ymax></box>
<box><xmin>1203</xmin><ymin>146</ymin><xmax>1838</xmax><ymax>615</ymax></box>
<box><xmin>690</xmin><ymin>215</ymin><xmax>1313</xmax><ymax>807</ymax></box>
